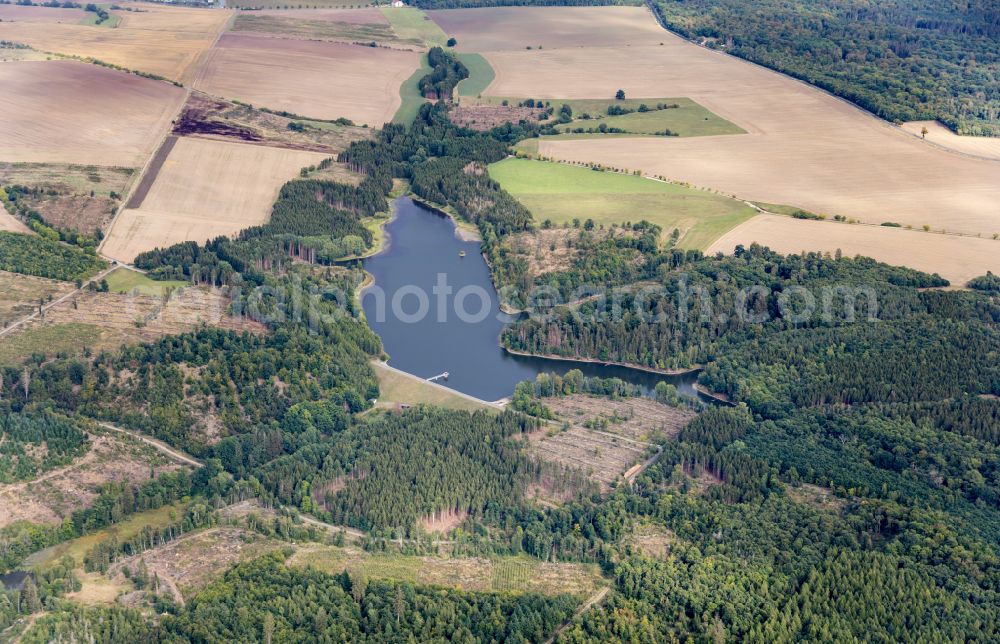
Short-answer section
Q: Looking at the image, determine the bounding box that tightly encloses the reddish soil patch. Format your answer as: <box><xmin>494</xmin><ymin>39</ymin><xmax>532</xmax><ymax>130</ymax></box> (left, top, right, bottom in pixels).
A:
<box><xmin>0</xmin><ymin>4</ymin><xmax>86</xmax><ymax>23</ymax></box>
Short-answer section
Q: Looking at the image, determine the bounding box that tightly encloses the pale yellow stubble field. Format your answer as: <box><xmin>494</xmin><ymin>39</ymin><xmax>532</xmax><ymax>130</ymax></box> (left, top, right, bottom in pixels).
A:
<box><xmin>101</xmin><ymin>138</ymin><xmax>327</xmax><ymax>263</ymax></box>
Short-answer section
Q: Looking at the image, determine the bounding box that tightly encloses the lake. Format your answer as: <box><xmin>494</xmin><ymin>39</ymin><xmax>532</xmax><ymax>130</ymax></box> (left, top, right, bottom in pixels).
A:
<box><xmin>361</xmin><ymin>197</ymin><xmax>701</xmax><ymax>402</ymax></box>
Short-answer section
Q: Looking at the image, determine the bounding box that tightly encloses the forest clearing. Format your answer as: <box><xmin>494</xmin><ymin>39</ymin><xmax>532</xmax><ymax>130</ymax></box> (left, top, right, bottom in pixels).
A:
<box><xmin>231</xmin><ymin>12</ymin><xmax>411</xmax><ymax>49</ymax></box>
<box><xmin>101</xmin><ymin>138</ymin><xmax>326</xmax><ymax>262</ymax></box>
<box><xmin>0</xmin><ymin>61</ymin><xmax>184</xmax><ymax>166</ymax></box>
<box><xmin>0</xmin><ymin>432</ymin><xmax>185</xmax><ymax>530</ymax></box>
<box><xmin>526</xmin><ymin>394</ymin><xmax>695</xmax><ymax>492</ymax></box>
<box><xmin>0</xmin><ymin>284</ymin><xmax>262</xmax><ymax>366</ymax></box>
<box><xmin>194</xmin><ymin>33</ymin><xmax>420</xmax><ymax>125</ymax></box>
<box><xmin>290</xmin><ymin>545</ymin><xmax>605</xmax><ymax>597</ymax></box>
<box><xmin>428</xmin><ymin>6</ymin><xmax>664</xmax><ymax>51</ymax></box>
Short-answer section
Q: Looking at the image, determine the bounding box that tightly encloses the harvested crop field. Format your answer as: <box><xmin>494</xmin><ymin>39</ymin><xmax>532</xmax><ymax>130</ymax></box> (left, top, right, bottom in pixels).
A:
<box><xmin>0</xmin><ymin>432</ymin><xmax>185</xmax><ymax>529</ymax></box>
<box><xmin>0</xmin><ymin>61</ymin><xmax>184</xmax><ymax>166</ymax></box>
<box><xmin>195</xmin><ymin>33</ymin><xmax>420</xmax><ymax>125</ymax></box>
<box><xmin>0</xmin><ymin>4</ymin><xmax>87</xmax><ymax>23</ymax></box>
<box><xmin>468</xmin><ymin>7</ymin><xmax>1000</xmax><ymax>244</ymax></box>
<box><xmin>0</xmin><ymin>4</ymin><xmax>231</xmax><ymax>83</ymax></box>
<box><xmin>102</xmin><ymin>137</ymin><xmax>327</xmax><ymax>262</ymax></box>
<box><xmin>901</xmin><ymin>121</ymin><xmax>1000</xmax><ymax>162</ymax></box>
<box><xmin>428</xmin><ymin>6</ymin><xmax>664</xmax><ymax>51</ymax></box>
<box><xmin>708</xmin><ymin>215</ymin><xmax>1000</xmax><ymax>286</ymax></box>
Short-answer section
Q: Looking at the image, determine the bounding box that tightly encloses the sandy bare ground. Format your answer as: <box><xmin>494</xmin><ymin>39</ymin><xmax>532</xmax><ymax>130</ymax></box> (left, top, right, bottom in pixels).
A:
<box><xmin>0</xmin><ymin>3</ymin><xmax>232</xmax><ymax>84</ymax></box>
<box><xmin>901</xmin><ymin>121</ymin><xmax>1000</xmax><ymax>162</ymax></box>
<box><xmin>0</xmin><ymin>61</ymin><xmax>184</xmax><ymax>166</ymax></box>
<box><xmin>708</xmin><ymin>215</ymin><xmax>1000</xmax><ymax>286</ymax></box>
<box><xmin>0</xmin><ymin>211</ymin><xmax>30</xmax><ymax>234</ymax></box>
<box><xmin>428</xmin><ymin>6</ymin><xmax>665</xmax><ymax>52</ymax></box>
<box><xmin>0</xmin><ymin>4</ymin><xmax>87</xmax><ymax>23</ymax></box>
<box><xmin>102</xmin><ymin>138</ymin><xmax>326</xmax><ymax>262</ymax></box>
<box><xmin>470</xmin><ymin>9</ymin><xmax>1000</xmax><ymax>242</ymax></box>
<box><xmin>195</xmin><ymin>33</ymin><xmax>419</xmax><ymax>125</ymax></box>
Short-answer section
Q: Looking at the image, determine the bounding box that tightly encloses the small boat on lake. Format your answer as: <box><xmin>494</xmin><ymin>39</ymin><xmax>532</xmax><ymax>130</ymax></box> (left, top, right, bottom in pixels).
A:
<box><xmin>458</xmin><ymin>250</ymin><xmax>466</xmax><ymax>257</ymax></box>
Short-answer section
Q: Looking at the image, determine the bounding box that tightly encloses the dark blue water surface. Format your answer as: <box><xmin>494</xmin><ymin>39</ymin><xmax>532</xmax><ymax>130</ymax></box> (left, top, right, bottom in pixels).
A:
<box><xmin>360</xmin><ymin>197</ymin><xmax>700</xmax><ymax>402</ymax></box>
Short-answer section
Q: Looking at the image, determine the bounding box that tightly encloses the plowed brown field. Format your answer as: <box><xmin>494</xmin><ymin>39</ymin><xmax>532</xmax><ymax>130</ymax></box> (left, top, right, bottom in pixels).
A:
<box><xmin>0</xmin><ymin>60</ymin><xmax>184</xmax><ymax>165</ymax></box>
<box><xmin>195</xmin><ymin>33</ymin><xmax>420</xmax><ymax>125</ymax></box>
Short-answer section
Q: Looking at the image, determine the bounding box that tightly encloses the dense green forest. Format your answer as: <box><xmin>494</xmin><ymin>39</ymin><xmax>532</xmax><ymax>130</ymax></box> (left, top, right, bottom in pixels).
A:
<box><xmin>969</xmin><ymin>271</ymin><xmax>1000</xmax><ymax>293</ymax></box>
<box><xmin>419</xmin><ymin>46</ymin><xmax>469</xmax><ymax>100</ymax></box>
<box><xmin>651</xmin><ymin>0</ymin><xmax>1000</xmax><ymax>135</ymax></box>
<box><xmin>503</xmin><ymin>244</ymin><xmax>952</xmax><ymax>370</ymax></box>
<box><xmin>0</xmin><ymin>231</ymin><xmax>105</xmax><ymax>281</ymax></box>
<box><xmin>0</xmin><ymin>411</ymin><xmax>89</xmax><ymax>483</ymax></box>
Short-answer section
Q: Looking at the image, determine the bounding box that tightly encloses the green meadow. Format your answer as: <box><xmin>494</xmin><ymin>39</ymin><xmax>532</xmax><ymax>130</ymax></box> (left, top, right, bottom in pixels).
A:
<box><xmin>488</xmin><ymin>158</ymin><xmax>755</xmax><ymax>250</ymax></box>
